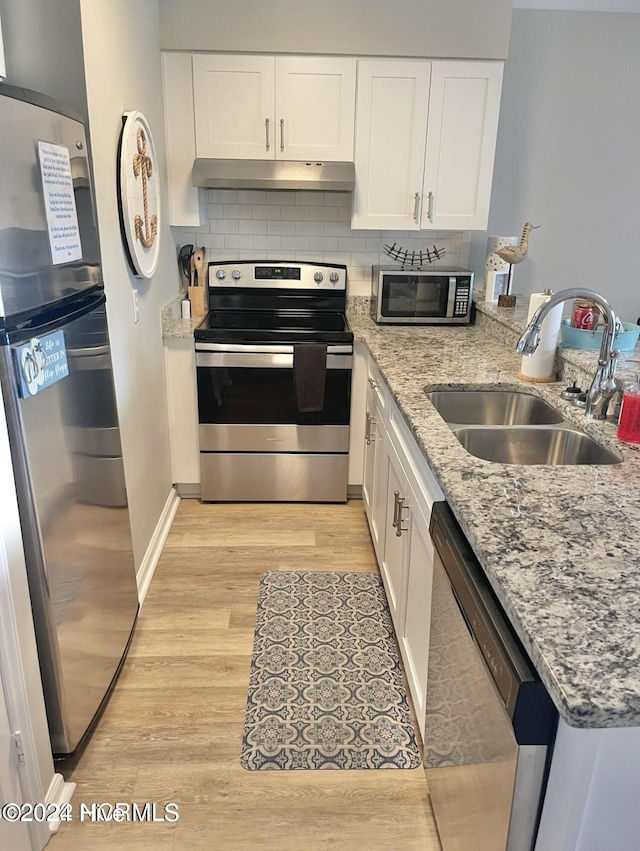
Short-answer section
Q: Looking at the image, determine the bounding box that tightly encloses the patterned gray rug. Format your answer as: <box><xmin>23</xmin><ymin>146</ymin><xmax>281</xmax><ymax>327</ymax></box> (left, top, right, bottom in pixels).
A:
<box><xmin>241</xmin><ymin>571</ymin><xmax>421</xmax><ymax>770</ymax></box>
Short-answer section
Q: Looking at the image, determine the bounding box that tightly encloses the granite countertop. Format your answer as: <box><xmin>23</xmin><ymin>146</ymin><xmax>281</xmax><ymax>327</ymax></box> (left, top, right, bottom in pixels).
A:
<box><xmin>162</xmin><ymin>289</ymin><xmax>640</xmax><ymax>727</ymax></box>
<box><xmin>349</xmin><ymin>302</ymin><xmax>640</xmax><ymax>729</ymax></box>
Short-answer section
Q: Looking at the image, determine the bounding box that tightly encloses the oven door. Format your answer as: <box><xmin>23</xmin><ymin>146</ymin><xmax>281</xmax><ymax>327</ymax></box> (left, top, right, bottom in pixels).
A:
<box><xmin>195</xmin><ymin>343</ymin><xmax>352</xmax><ymax>453</ymax></box>
<box><xmin>379</xmin><ymin>273</ymin><xmax>453</xmax><ymax>321</ymax></box>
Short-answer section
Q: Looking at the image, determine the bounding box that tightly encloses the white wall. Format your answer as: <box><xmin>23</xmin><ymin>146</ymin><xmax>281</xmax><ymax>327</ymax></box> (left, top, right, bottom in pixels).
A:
<box><xmin>159</xmin><ymin>0</ymin><xmax>512</xmax><ymax>60</ymax></box>
<box><xmin>79</xmin><ymin>0</ymin><xmax>176</xmax><ymax>572</ymax></box>
<box><xmin>471</xmin><ymin>9</ymin><xmax>640</xmax><ymax>322</ymax></box>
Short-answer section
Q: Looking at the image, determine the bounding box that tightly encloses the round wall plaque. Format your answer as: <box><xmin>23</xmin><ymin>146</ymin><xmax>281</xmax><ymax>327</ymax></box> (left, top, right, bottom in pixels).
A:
<box><xmin>117</xmin><ymin>111</ymin><xmax>161</xmax><ymax>279</ymax></box>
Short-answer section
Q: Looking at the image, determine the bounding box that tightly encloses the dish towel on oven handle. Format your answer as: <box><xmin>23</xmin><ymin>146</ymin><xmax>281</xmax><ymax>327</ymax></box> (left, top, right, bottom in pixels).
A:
<box><xmin>293</xmin><ymin>344</ymin><xmax>327</xmax><ymax>412</ymax></box>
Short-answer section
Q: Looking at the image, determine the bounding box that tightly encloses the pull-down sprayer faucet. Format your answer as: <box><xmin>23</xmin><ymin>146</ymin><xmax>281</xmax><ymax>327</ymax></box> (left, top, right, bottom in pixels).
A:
<box><xmin>516</xmin><ymin>287</ymin><xmax>619</xmax><ymax>420</ymax></box>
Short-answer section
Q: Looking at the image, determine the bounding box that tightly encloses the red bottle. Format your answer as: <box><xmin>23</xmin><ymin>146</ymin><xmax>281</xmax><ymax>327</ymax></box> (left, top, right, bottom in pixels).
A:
<box><xmin>616</xmin><ymin>380</ymin><xmax>640</xmax><ymax>443</ymax></box>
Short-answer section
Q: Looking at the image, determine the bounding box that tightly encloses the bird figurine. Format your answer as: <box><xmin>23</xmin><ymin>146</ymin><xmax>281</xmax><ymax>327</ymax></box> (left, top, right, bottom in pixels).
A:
<box><xmin>494</xmin><ymin>223</ymin><xmax>539</xmax><ymax>265</ymax></box>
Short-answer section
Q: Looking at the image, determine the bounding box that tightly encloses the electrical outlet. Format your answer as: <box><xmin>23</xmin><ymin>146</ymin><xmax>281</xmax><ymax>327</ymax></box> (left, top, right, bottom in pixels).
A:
<box><xmin>132</xmin><ymin>289</ymin><xmax>139</xmax><ymax>323</ymax></box>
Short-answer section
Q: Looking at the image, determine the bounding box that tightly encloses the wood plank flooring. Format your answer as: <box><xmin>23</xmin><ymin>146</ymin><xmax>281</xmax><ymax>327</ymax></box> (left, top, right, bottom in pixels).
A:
<box><xmin>50</xmin><ymin>500</ymin><xmax>442</xmax><ymax>851</ymax></box>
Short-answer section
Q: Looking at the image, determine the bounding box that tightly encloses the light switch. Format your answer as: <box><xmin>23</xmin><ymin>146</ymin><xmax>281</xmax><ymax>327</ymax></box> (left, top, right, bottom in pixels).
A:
<box><xmin>132</xmin><ymin>289</ymin><xmax>140</xmax><ymax>323</ymax></box>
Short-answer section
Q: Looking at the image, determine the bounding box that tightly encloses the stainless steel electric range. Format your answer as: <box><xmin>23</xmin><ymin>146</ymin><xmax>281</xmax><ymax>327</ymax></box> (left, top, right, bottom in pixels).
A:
<box><xmin>194</xmin><ymin>261</ymin><xmax>353</xmax><ymax>502</ymax></box>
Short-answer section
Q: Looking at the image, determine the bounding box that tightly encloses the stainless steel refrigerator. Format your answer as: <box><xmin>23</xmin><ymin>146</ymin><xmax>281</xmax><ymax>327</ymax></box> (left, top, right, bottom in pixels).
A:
<box><xmin>0</xmin><ymin>84</ymin><xmax>139</xmax><ymax>756</ymax></box>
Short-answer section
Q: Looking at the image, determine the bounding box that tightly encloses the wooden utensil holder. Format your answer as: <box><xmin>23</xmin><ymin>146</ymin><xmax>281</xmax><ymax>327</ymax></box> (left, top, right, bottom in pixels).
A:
<box><xmin>188</xmin><ymin>286</ymin><xmax>206</xmax><ymax>317</ymax></box>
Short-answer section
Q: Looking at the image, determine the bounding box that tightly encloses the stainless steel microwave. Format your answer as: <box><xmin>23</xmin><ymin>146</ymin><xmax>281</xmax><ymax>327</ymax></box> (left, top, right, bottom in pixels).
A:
<box><xmin>370</xmin><ymin>266</ymin><xmax>474</xmax><ymax>325</ymax></box>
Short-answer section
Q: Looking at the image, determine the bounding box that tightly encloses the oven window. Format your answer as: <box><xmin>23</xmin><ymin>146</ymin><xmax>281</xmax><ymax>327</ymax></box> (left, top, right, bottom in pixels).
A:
<box><xmin>197</xmin><ymin>365</ymin><xmax>351</xmax><ymax>426</ymax></box>
<box><xmin>381</xmin><ymin>275</ymin><xmax>449</xmax><ymax>317</ymax></box>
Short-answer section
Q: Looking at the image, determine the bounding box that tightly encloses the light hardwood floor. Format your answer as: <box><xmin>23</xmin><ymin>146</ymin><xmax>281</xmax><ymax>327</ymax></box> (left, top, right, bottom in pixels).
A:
<box><xmin>50</xmin><ymin>499</ymin><xmax>442</xmax><ymax>851</ymax></box>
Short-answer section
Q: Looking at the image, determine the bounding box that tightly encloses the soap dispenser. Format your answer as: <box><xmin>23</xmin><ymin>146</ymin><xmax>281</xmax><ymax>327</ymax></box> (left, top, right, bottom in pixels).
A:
<box><xmin>616</xmin><ymin>376</ymin><xmax>640</xmax><ymax>443</ymax></box>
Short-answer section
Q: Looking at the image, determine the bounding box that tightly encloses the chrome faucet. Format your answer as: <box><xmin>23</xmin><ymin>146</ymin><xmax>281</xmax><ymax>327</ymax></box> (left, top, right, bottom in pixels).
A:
<box><xmin>516</xmin><ymin>287</ymin><xmax>619</xmax><ymax>420</ymax></box>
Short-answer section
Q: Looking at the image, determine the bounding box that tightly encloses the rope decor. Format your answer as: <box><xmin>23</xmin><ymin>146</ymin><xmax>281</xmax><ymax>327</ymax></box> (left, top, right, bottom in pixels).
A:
<box><xmin>132</xmin><ymin>127</ymin><xmax>157</xmax><ymax>249</ymax></box>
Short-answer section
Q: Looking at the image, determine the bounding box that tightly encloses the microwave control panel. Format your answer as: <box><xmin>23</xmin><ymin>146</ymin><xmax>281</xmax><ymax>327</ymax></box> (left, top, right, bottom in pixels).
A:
<box><xmin>453</xmin><ymin>278</ymin><xmax>472</xmax><ymax>317</ymax></box>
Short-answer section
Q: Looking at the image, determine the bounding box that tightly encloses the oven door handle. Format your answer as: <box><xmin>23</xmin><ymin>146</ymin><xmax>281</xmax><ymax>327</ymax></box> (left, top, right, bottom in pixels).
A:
<box><xmin>195</xmin><ymin>351</ymin><xmax>353</xmax><ymax>369</ymax></box>
<box><xmin>195</xmin><ymin>343</ymin><xmax>352</xmax><ymax>355</ymax></box>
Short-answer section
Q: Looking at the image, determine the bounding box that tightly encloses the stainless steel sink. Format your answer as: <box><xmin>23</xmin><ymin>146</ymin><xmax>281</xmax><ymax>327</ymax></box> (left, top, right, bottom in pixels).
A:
<box><xmin>426</xmin><ymin>390</ymin><xmax>565</xmax><ymax>426</ymax></box>
<box><xmin>453</xmin><ymin>426</ymin><xmax>621</xmax><ymax>466</ymax></box>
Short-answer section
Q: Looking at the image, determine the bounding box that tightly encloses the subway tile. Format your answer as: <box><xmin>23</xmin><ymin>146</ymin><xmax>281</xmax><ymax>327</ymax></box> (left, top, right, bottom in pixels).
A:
<box><xmin>239</xmin><ymin>219</ymin><xmax>266</xmax><ymax>235</ymax></box>
<box><xmin>309</xmin><ymin>236</ymin><xmax>339</xmax><ymax>251</ymax></box>
<box><xmin>281</xmin><ymin>236</ymin><xmax>310</xmax><ymax>250</ymax></box>
<box><xmin>295</xmin><ymin>221</ymin><xmax>325</xmax><ymax>236</ymax></box>
<box><xmin>280</xmin><ymin>205</ymin><xmax>310</xmax><ymax>221</ymax></box>
<box><xmin>310</xmin><ymin>206</ymin><xmax>338</xmax><ymax>222</ymax></box>
<box><xmin>172</xmin><ymin>229</ymin><xmax>195</xmax><ymax>247</ymax></box>
<box><xmin>252</xmin><ymin>205</ymin><xmax>281</xmax><ymax>220</ymax></box>
<box><xmin>266</xmin><ymin>250</ymin><xmax>293</xmax><ymax>260</ymax></box>
<box><xmin>252</xmin><ymin>235</ymin><xmax>282</xmax><ymax>250</ymax></box>
<box><xmin>222</xmin><ymin>204</ymin><xmax>244</xmax><ymax>219</ymax></box>
<box><xmin>209</xmin><ymin>189</ymin><xmax>238</xmax><ymax>204</ymax></box>
<box><xmin>209</xmin><ymin>219</ymin><xmax>239</xmax><ymax>234</ymax></box>
<box><xmin>324</xmin><ymin>252</ymin><xmax>351</xmax><ymax>265</ymax></box>
<box><xmin>338</xmin><ymin>237</ymin><xmax>367</xmax><ymax>252</ymax></box>
<box><xmin>223</xmin><ymin>234</ymin><xmax>253</xmax><ymax>250</ymax></box>
<box><xmin>238</xmin><ymin>190</ymin><xmax>267</xmax><ymax>205</ymax></box>
<box><xmin>366</xmin><ymin>238</ymin><xmax>384</xmax><ymax>252</ymax></box>
<box><xmin>295</xmin><ymin>251</ymin><xmax>324</xmax><ymax>262</ymax></box>
<box><xmin>265</xmin><ymin>191</ymin><xmax>294</xmax><ymax>205</ymax></box>
<box><xmin>323</xmin><ymin>222</ymin><xmax>351</xmax><ymax>237</ymax></box>
<box><xmin>208</xmin><ymin>249</ymin><xmax>238</xmax><ymax>261</ymax></box>
<box><xmin>347</xmin><ymin>279</ymin><xmax>371</xmax><ymax>298</ymax></box>
<box><xmin>348</xmin><ymin>265</ymin><xmax>370</xmax><ymax>282</ymax></box>
<box><xmin>295</xmin><ymin>191</ymin><xmax>325</xmax><ymax>206</ymax></box>
<box><xmin>325</xmin><ymin>192</ymin><xmax>351</xmax><ymax>207</ymax></box>
<box><xmin>338</xmin><ymin>206</ymin><xmax>352</xmax><ymax>223</ymax></box>
<box><xmin>199</xmin><ymin>234</ymin><xmax>225</xmax><ymax>250</ymax></box>
<box><xmin>267</xmin><ymin>220</ymin><xmax>297</xmax><ymax>236</ymax></box>
<box><xmin>350</xmin><ymin>252</ymin><xmax>379</xmax><ymax>267</ymax></box>
<box><xmin>205</xmin><ymin>203</ymin><xmax>225</xmax><ymax>219</ymax></box>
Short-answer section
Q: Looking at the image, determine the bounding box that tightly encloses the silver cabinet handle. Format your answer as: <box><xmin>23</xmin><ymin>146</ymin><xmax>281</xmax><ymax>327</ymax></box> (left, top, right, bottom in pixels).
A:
<box><xmin>265</xmin><ymin>118</ymin><xmax>270</xmax><ymax>151</ymax></box>
<box><xmin>392</xmin><ymin>490</ymin><xmax>400</xmax><ymax>528</ymax></box>
<box><xmin>396</xmin><ymin>497</ymin><xmax>407</xmax><ymax>537</ymax></box>
<box><xmin>365</xmin><ymin>411</ymin><xmax>371</xmax><ymax>445</ymax></box>
<box><xmin>367</xmin><ymin>376</ymin><xmax>378</xmax><ymax>389</ymax></box>
<box><xmin>413</xmin><ymin>192</ymin><xmax>421</xmax><ymax>224</ymax></box>
<box><xmin>427</xmin><ymin>191</ymin><xmax>434</xmax><ymax>222</ymax></box>
<box><xmin>280</xmin><ymin>118</ymin><xmax>285</xmax><ymax>152</ymax></box>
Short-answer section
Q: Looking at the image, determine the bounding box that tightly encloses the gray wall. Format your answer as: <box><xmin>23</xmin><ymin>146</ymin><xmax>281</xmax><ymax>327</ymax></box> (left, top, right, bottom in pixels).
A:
<box><xmin>471</xmin><ymin>9</ymin><xmax>640</xmax><ymax>322</ymax></box>
<box><xmin>159</xmin><ymin>0</ymin><xmax>512</xmax><ymax>59</ymax></box>
<box><xmin>0</xmin><ymin>0</ymin><xmax>87</xmax><ymax>118</ymax></box>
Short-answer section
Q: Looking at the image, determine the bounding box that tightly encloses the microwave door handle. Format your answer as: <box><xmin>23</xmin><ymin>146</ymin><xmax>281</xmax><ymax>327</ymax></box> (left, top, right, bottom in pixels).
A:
<box><xmin>446</xmin><ymin>276</ymin><xmax>457</xmax><ymax>319</ymax></box>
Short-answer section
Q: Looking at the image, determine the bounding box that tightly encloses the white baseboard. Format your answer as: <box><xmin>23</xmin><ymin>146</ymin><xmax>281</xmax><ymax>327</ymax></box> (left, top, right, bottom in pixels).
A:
<box><xmin>136</xmin><ymin>487</ymin><xmax>180</xmax><ymax>607</ymax></box>
<box><xmin>45</xmin><ymin>772</ymin><xmax>76</xmax><ymax>834</ymax></box>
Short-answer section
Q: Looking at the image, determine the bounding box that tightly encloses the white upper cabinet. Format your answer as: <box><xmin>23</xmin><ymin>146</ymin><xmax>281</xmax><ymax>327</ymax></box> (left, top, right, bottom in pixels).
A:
<box><xmin>275</xmin><ymin>57</ymin><xmax>356</xmax><ymax>162</ymax></box>
<box><xmin>421</xmin><ymin>61</ymin><xmax>503</xmax><ymax>230</ymax></box>
<box><xmin>353</xmin><ymin>59</ymin><xmax>503</xmax><ymax>231</ymax></box>
<box><xmin>193</xmin><ymin>54</ymin><xmax>356</xmax><ymax>161</ymax></box>
<box><xmin>352</xmin><ymin>61</ymin><xmax>432</xmax><ymax>230</ymax></box>
<box><xmin>193</xmin><ymin>54</ymin><xmax>275</xmax><ymax>159</ymax></box>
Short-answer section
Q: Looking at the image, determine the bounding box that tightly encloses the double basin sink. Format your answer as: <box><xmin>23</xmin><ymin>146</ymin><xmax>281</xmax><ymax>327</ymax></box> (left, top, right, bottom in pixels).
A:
<box><xmin>426</xmin><ymin>390</ymin><xmax>621</xmax><ymax>466</ymax></box>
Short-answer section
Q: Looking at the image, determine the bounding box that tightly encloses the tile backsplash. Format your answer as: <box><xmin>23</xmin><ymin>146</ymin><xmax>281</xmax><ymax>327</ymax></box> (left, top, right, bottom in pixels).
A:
<box><xmin>171</xmin><ymin>190</ymin><xmax>471</xmax><ymax>296</ymax></box>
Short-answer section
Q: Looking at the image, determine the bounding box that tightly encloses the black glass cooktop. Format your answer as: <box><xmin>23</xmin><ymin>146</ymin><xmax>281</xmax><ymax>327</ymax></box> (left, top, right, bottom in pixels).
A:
<box><xmin>195</xmin><ymin>310</ymin><xmax>353</xmax><ymax>345</ymax></box>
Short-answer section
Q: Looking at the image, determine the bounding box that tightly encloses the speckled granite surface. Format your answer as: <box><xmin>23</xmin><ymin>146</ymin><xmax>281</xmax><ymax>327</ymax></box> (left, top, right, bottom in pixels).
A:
<box><xmin>162</xmin><ymin>293</ymin><xmax>205</xmax><ymax>338</ymax></box>
<box><xmin>162</xmin><ymin>291</ymin><xmax>640</xmax><ymax>728</ymax></box>
<box><xmin>348</xmin><ymin>306</ymin><xmax>640</xmax><ymax>730</ymax></box>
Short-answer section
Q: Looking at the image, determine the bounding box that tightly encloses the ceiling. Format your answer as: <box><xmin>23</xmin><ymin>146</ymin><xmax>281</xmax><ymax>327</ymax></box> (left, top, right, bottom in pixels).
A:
<box><xmin>513</xmin><ymin>0</ymin><xmax>640</xmax><ymax>9</ymax></box>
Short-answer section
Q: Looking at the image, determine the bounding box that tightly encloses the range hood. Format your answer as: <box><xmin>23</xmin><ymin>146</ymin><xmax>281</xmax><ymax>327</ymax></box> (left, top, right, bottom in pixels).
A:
<box><xmin>192</xmin><ymin>159</ymin><xmax>355</xmax><ymax>192</ymax></box>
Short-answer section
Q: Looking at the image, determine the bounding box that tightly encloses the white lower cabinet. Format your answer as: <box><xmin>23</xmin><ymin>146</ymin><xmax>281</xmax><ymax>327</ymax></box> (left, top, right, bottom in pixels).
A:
<box><xmin>361</xmin><ymin>354</ymin><xmax>443</xmax><ymax>741</ymax></box>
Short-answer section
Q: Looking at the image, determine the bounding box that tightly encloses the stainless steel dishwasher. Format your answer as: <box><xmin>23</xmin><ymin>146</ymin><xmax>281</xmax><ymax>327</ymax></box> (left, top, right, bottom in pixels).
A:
<box><xmin>425</xmin><ymin>502</ymin><xmax>557</xmax><ymax>851</ymax></box>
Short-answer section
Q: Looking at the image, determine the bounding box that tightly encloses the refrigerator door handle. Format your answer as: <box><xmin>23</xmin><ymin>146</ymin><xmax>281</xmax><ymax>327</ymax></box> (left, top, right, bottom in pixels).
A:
<box><xmin>3</xmin><ymin>290</ymin><xmax>106</xmax><ymax>346</ymax></box>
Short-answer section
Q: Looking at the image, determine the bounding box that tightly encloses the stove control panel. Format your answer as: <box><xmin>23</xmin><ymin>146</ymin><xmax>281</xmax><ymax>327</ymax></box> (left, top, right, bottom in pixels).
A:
<box><xmin>208</xmin><ymin>261</ymin><xmax>347</xmax><ymax>291</ymax></box>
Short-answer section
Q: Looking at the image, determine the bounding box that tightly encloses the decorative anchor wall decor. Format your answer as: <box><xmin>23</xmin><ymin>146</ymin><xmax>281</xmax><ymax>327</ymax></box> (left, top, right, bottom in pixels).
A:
<box><xmin>118</xmin><ymin>111</ymin><xmax>162</xmax><ymax>279</ymax></box>
<box><xmin>132</xmin><ymin>127</ymin><xmax>158</xmax><ymax>250</ymax></box>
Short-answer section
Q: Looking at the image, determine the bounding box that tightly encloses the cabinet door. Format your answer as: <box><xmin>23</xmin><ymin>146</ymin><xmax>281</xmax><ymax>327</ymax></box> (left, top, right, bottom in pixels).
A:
<box><xmin>421</xmin><ymin>61</ymin><xmax>503</xmax><ymax>230</ymax></box>
<box><xmin>275</xmin><ymin>57</ymin><xmax>356</xmax><ymax>161</ymax></box>
<box><xmin>362</xmin><ymin>376</ymin><xmax>388</xmax><ymax>562</ymax></box>
<box><xmin>162</xmin><ymin>52</ymin><xmax>202</xmax><ymax>227</ymax></box>
<box><xmin>352</xmin><ymin>61</ymin><xmax>431</xmax><ymax>230</ymax></box>
<box><xmin>381</xmin><ymin>442</ymin><xmax>409</xmax><ymax>632</ymax></box>
<box><xmin>193</xmin><ymin>54</ymin><xmax>275</xmax><ymax>159</ymax></box>
<box><xmin>401</xmin><ymin>500</ymin><xmax>434</xmax><ymax>741</ymax></box>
